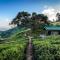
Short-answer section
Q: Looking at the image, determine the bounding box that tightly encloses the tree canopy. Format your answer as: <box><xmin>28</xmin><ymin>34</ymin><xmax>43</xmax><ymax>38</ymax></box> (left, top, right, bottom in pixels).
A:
<box><xmin>10</xmin><ymin>11</ymin><xmax>49</xmax><ymax>31</ymax></box>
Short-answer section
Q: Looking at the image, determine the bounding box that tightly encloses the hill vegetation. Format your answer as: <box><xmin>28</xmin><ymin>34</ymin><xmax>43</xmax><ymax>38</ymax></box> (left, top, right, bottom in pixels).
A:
<box><xmin>33</xmin><ymin>36</ymin><xmax>60</xmax><ymax>60</ymax></box>
<box><xmin>0</xmin><ymin>11</ymin><xmax>60</xmax><ymax>60</ymax></box>
<box><xmin>0</xmin><ymin>27</ymin><xmax>29</xmax><ymax>60</ymax></box>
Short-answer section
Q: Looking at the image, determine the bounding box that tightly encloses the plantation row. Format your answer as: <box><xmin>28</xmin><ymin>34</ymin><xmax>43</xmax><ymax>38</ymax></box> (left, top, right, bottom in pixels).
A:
<box><xmin>1</xmin><ymin>31</ymin><xmax>60</xmax><ymax>60</ymax></box>
<box><xmin>0</xmin><ymin>33</ymin><xmax>28</xmax><ymax>60</ymax></box>
<box><xmin>33</xmin><ymin>36</ymin><xmax>60</xmax><ymax>60</ymax></box>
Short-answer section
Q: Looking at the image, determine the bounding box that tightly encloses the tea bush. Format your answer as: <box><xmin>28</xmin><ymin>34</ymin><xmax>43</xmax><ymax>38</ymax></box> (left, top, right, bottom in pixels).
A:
<box><xmin>33</xmin><ymin>35</ymin><xmax>60</xmax><ymax>60</ymax></box>
<box><xmin>0</xmin><ymin>32</ymin><xmax>28</xmax><ymax>60</ymax></box>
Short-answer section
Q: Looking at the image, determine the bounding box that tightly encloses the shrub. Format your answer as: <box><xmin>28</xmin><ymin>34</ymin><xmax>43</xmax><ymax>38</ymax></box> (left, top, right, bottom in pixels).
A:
<box><xmin>33</xmin><ymin>36</ymin><xmax>60</xmax><ymax>60</ymax></box>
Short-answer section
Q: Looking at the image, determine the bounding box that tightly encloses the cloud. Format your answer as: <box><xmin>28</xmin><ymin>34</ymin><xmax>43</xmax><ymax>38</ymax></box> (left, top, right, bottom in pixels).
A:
<box><xmin>42</xmin><ymin>7</ymin><xmax>59</xmax><ymax>21</ymax></box>
<box><xmin>0</xmin><ymin>18</ymin><xmax>12</xmax><ymax>31</ymax></box>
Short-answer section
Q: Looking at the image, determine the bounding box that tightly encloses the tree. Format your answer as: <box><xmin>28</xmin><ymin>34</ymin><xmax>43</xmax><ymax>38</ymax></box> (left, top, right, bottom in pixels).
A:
<box><xmin>31</xmin><ymin>12</ymin><xmax>37</xmax><ymax>30</ymax></box>
<box><xmin>31</xmin><ymin>13</ymin><xmax>48</xmax><ymax>30</ymax></box>
<box><xmin>10</xmin><ymin>11</ymin><xmax>31</xmax><ymax>27</ymax></box>
<box><xmin>56</xmin><ymin>13</ymin><xmax>60</xmax><ymax>21</ymax></box>
<box><xmin>10</xmin><ymin>11</ymin><xmax>49</xmax><ymax>32</ymax></box>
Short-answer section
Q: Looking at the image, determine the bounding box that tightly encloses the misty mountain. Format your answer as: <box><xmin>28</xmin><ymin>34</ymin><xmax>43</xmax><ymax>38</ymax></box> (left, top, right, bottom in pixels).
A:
<box><xmin>0</xmin><ymin>27</ymin><xmax>19</xmax><ymax>38</ymax></box>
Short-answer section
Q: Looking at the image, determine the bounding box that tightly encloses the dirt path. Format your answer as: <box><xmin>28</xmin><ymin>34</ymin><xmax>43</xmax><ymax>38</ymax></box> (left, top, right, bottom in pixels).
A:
<box><xmin>26</xmin><ymin>36</ymin><xmax>33</xmax><ymax>60</ymax></box>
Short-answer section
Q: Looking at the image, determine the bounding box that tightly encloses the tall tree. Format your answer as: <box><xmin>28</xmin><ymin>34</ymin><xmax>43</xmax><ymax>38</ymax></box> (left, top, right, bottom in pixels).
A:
<box><xmin>10</xmin><ymin>11</ymin><xmax>48</xmax><ymax>32</ymax></box>
<box><xmin>56</xmin><ymin>13</ymin><xmax>60</xmax><ymax>21</ymax></box>
<box><xmin>10</xmin><ymin>11</ymin><xmax>31</xmax><ymax>27</ymax></box>
<box><xmin>31</xmin><ymin>13</ymin><xmax>48</xmax><ymax>30</ymax></box>
<box><xmin>31</xmin><ymin>12</ymin><xmax>37</xmax><ymax>30</ymax></box>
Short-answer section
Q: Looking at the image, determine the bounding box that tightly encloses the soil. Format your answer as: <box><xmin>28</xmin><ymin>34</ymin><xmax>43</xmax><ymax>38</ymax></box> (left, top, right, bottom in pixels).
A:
<box><xmin>26</xmin><ymin>36</ymin><xmax>33</xmax><ymax>60</ymax></box>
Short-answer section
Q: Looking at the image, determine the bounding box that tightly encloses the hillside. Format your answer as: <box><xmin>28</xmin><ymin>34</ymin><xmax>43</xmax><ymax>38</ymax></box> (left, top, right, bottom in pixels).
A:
<box><xmin>0</xmin><ymin>27</ymin><xmax>18</xmax><ymax>38</ymax></box>
<box><xmin>33</xmin><ymin>35</ymin><xmax>60</xmax><ymax>60</ymax></box>
<box><xmin>0</xmin><ymin>27</ymin><xmax>30</xmax><ymax>60</ymax></box>
<box><xmin>0</xmin><ymin>26</ymin><xmax>60</xmax><ymax>60</ymax></box>
<box><xmin>0</xmin><ymin>27</ymin><xmax>28</xmax><ymax>38</ymax></box>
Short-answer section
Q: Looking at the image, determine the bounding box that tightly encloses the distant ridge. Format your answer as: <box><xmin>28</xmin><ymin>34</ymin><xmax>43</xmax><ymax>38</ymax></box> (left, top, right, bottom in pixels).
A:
<box><xmin>0</xmin><ymin>27</ymin><xmax>19</xmax><ymax>38</ymax></box>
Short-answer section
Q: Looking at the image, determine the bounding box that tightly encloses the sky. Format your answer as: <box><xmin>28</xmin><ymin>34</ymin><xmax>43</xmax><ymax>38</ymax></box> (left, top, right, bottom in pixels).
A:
<box><xmin>0</xmin><ymin>0</ymin><xmax>60</xmax><ymax>31</ymax></box>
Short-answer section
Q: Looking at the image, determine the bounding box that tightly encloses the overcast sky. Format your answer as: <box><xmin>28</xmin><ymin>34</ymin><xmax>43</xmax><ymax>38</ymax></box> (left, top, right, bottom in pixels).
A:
<box><xmin>0</xmin><ymin>0</ymin><xmax>60</xmax><ymax>31</ymax></box>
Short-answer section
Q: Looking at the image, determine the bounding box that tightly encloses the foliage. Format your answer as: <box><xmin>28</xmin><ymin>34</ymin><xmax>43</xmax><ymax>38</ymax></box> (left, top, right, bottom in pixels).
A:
<box><xmin>10</xmin><ymin>11</ymin><xmax>31</xmax><ymax>27</ymax></box>
<box><xmin>56</xmin><ymin>13</ymin><xmax>60</xmax><ymax>21</ymax></box>
<box><xmin>0</xmin><ymin>29</ymin><xmax>28</xmax><ymax>60</ymax></box>
<box><xmin>33</xmin><ymin>35</ymin><xmax>60</xmax><ymax>60</ymax></box>
<box><xmin>10</xmin><ymin>11</ymin><xmax>49</xmax><ymax>32</ymax></box>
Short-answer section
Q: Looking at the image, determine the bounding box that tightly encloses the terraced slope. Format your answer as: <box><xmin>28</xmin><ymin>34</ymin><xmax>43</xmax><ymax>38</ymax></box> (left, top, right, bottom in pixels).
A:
<box><xmin>0</xmin><ymin>28</ymin><xmax>29</xmax><ymax>60</ymax></box>
<box><xmin>33</xmin><ymin>36</ymin><xmax>60</xmax><ymax>60</ymax></box>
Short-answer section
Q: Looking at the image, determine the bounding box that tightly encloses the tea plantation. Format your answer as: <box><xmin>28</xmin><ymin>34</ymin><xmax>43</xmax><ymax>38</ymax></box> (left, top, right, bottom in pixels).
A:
<box><xmin>0</xmin><ymin>30</ymin><xmax>28</xmax><ymax>60</ymax></box>
<box><xmin>1</xmin><ymin>28</ymin><xmax>60</xmax><ymax>60</ymax></box>
<box><xmin>33</xmin><ymin>35</ymin><xmax>60</xmax><ymax>60</ymax></box>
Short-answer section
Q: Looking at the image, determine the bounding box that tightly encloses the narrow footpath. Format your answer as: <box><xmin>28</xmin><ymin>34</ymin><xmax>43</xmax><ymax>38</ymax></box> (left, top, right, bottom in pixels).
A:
<box><xmin>26</xmin><ymin>36</ymin><xmax>33</xmax><ymax>60</ymax></box>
